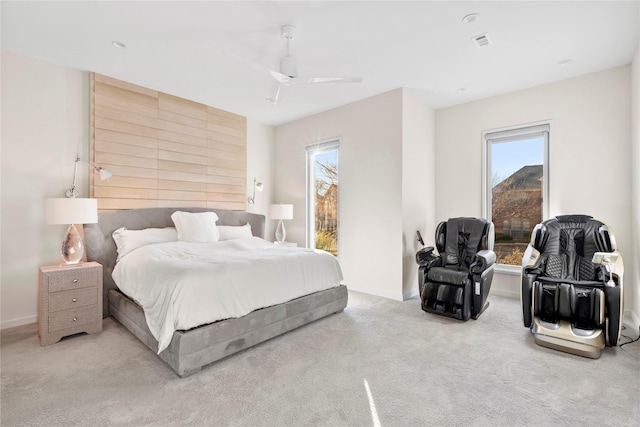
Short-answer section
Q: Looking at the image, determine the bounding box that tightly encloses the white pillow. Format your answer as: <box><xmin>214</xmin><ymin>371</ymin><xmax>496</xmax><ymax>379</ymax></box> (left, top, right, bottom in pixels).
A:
<box><xmin>170</xmin><ymin>211</ymin><xmax>220</xmax><ymax>242</ymax></box>
<box><xmin>218</xmin><ymin>223</ymin><xmax>253</xmax><ymax>241</ymax></box>
<box><xmin>112</xmin><ymin>227</ymin><xmax>178</xmax><ymax>262</ymax></box>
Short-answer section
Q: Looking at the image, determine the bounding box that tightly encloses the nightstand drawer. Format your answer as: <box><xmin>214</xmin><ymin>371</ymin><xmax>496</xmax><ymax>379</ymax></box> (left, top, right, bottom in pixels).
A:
<box><xmin>49</xmin><ymin>287</ymin><xmax>98</xmax><ymax>312</ymax></box>
<box><xmin>47</xmin><ymin>267</ymin><xmax>99</xmax><ymax>292</ymax></box>
<box><xmin>48</xmin><ymin>305</ymin><xmax>99</xmax><ymax>333</ymax></box>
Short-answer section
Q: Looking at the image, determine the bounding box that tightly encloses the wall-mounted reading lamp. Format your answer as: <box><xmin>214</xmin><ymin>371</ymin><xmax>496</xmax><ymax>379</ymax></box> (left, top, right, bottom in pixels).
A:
<box><xmin>248</xmin><ymin>177</ymin><xmax>263</xmax><ymax>204</ymax></box>
<box><xmin>65</xmin><ymin>155</ymin><xmax>113</xmax><ymax>198</ymax></box>
<box><xmin>45</xmin><ymin>155</ymin><xmax>113</xmax><ymax>264</ymax></box>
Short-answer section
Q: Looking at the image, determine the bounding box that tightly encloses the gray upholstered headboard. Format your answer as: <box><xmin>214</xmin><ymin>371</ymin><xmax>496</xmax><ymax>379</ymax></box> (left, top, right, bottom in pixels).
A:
<box><xmin>84</xmin><ymin>207</ymin><xmax>265</xmax><ymax>317</ymax></box>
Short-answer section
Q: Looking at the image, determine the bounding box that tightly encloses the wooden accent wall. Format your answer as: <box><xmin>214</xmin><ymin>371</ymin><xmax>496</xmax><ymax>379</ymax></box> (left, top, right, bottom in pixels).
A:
<box><xmin>90</xmin><ymin>73</ymin><xmax>246</xmax><ymax>212</ymax></box>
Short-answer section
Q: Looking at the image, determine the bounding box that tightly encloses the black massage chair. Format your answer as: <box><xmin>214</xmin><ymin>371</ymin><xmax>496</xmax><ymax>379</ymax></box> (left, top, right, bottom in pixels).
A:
<box><xmin>416</xmin><ymin>217</ymin><xmax>496</xmax><ymax>320</ymax></box>
<box><xmin>521</xmin><ymin>215</ymin><xmax>624</xmax><ymax>358</ymax></box>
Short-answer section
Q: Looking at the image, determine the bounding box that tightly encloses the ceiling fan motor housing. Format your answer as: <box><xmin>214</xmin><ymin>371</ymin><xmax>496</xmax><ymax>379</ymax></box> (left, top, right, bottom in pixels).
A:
<box><xmin>280</xmin><ymin>55</ymin><xmax>298</xmax><ymax>78</ymax></box>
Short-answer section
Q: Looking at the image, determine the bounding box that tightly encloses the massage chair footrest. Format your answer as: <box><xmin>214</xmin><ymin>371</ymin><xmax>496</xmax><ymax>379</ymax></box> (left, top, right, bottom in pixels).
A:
<box><xmin>422</xmin><ymin>282</ymin><xmax>470</xmax><ymax>321</ymax></box>
<box><xmin>533</xmin><ymin>280</ymin><xmax>605</xmax><ymax>330</ymax></box>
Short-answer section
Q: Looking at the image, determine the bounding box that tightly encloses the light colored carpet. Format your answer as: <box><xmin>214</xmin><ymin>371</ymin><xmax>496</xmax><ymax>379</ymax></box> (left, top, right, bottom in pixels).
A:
<box><xmin>1</xmin><ymin>291</ymin><xmax>639</xmax><ymax>426</ymax></box>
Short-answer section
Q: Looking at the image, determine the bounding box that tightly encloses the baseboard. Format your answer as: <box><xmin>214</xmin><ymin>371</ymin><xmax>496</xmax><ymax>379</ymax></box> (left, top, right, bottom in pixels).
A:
<box><xmin>1</xmin><ymin>315</ymin><xmax>37</xmax><ymax>330</ymax></box>
<box><xmin>403</xmin><ymin>289</ymin><xmax>419</xmax><ymax>301</ymax></box>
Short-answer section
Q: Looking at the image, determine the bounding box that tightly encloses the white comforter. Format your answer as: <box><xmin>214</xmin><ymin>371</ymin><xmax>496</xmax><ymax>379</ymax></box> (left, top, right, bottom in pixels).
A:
<box><xmin>112</xmin><ymin>237</ymin><xmax>343</xmax><ymax>353</ymax></box>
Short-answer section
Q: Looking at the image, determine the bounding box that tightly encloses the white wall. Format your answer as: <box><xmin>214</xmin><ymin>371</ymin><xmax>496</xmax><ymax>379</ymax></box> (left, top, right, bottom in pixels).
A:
<box><xmin>0</xmin><ymin>51</ymin><xmax>275</xmax><ymax>329</ymax></box>
<box><xmin>246</xmin><ymin>120</ymin><xmax>276</xmax><ymax>237</ymax></box>
<box><xmin>274</xmin><ymin>89</ymin><xmax>435</xmax><ymax>300</ymax></box>
<box><xmin>1</xmin><ymin>51</ymin><xmax>90</xmax><ymax>328</ymax></box>
<box><xmin>275</xmin><ymin>89</ymin><xmax>406</xmax><ymax>300</ymax></box>
<box><xmin>631</xmin><ymin>44</ymin><xmax>640</xmax><ymax>327</ymax></box>
<box><xmin>435</xmin><ymin>66</ymin><xmax>635</xmax><ymax>318</ymax></box>
<box><xmin>401</xmin><ymin>89</ymin><xmax>435</xmax><ymax>297</ymax></box>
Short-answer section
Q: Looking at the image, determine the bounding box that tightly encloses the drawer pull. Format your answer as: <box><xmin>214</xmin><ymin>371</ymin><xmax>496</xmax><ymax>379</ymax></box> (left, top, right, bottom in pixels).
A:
<box><xmin>72</xmin><ymin>298</ymin><xmax>77</xmax><ymax>302</ymax></box>
<box><xmin>73</xmin><ymin>317</ymin><xmax>78</xmax><ymax>322</ymax></box>
<box><xmin>72</xmin><ymin>279</ymin><xmax>79</xmax><ymax>283</ymax></box>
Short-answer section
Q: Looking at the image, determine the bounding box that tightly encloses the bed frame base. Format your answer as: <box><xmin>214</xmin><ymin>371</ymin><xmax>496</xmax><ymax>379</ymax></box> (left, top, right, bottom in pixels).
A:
<box><xmin>109</xmin><ymin>285</ymin><xmax>348</xmax><ymax>377</ymax></box>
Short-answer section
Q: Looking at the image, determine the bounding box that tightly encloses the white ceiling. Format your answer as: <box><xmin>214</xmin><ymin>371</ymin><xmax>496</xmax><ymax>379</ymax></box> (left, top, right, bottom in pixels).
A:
<box><xmin>2</xmin><ymin>1</ymin><xmax>639</xmax><ymax>126</ymax></box>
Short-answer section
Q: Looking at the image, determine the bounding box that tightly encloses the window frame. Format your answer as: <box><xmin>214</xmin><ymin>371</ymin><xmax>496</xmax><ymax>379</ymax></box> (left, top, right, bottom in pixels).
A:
<box><xmin>305</xmin><ymin>139</ymin><xmax>341</xmax><ymax>254</ymax></box>
<box><xmin>481</xmin><ymin>122</ymin><xmax>550</xmax><ymax>273</ymax></box>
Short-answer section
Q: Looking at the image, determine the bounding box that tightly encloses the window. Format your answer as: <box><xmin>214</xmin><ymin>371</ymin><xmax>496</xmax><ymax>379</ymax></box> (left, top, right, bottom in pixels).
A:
<box><xmin>306</xmin><ymin>140</ymin><xmax>340</xmax><ymax>257</ymax></box>
<box><xmin>483</xmin><ymin>124</ymin><xmax>549</xmax><ymax>268</ymax></box>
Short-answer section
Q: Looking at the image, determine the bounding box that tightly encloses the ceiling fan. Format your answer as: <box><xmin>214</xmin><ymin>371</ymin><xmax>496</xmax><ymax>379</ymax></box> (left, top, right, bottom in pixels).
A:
<box><xmin>236</xmin><ymin>25</ymin><xmax>363</xmax><ymax>106</ymax></box>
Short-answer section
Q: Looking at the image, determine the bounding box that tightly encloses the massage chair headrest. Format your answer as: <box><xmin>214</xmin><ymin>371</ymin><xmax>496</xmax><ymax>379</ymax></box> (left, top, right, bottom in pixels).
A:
<box><xmin>529</xmin><ymin>215</ymin><xmax>617</xmax><ymax>253</ymax></box>
<box><xmin>435</xmin><ymin>217</ymin><xmax>494</xmax><ymax>255</ymax></box>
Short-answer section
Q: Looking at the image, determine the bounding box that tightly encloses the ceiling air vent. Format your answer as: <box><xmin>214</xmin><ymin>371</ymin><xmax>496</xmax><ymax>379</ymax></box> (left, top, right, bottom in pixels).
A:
<box><xmin>472</xmin><ymin>33</ymin><xmax>492</xmax><ymax>48</ymax></box>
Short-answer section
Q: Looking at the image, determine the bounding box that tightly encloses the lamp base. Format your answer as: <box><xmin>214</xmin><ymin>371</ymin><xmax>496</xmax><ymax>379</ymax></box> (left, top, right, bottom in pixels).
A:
<box><xmin>275</xmin><ymin>219</ymin><xmax>287</xmax><ymax>243</ymax></box>
<box><xmin>61</xmin><ymin>224</ymin><xmax>84</xmax><ymax>264</ymax></box>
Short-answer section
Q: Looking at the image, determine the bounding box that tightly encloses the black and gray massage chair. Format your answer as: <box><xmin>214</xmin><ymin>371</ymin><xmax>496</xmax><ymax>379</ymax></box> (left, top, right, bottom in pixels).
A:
<box><xmin>521</xmin><ymin>215</ymin><xmax>624</xmax><ymax>358</ymax></box>
<box><xmin>416</xmin><ymin>217</ymin><xmax>496</xmax><ymax>320</ymax></box>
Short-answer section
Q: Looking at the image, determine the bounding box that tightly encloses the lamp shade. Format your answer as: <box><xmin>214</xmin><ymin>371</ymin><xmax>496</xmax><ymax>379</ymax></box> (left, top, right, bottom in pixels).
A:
<box><xmin>270</xmin><ymin>204</ymin><xmax>293</xmax><ymax>220</ymax></box>
<box><xmin>45</xmin><ymin>198</ymin><xmax>98</xmax><ymax>225</ymax></box>
<box><xmin>97</xmin><ymin>168</ymin><xmax>113</xmax><ymax>180</ymax></box>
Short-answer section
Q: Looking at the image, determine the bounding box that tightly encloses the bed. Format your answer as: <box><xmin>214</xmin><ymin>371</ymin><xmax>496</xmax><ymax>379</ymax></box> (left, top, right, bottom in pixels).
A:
<box><xmin>83</xmin><ymin>207</ymin><xmax>348</xmax><ymax>377</ymax></box>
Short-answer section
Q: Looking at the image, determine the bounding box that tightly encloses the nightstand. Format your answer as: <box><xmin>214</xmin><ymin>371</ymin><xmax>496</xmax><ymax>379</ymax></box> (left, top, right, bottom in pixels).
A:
<box><xmin>38</xmin><ymin>262</ymin><xmax>103</xmax><ymax>346</ymax></box>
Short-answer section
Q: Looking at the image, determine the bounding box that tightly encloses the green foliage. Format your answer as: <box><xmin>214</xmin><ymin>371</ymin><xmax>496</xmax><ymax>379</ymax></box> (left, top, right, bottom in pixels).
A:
<box><xmin>316</xmin><ymin>230</ymin><xmax>338</xmax><ymax>257</ymax></box>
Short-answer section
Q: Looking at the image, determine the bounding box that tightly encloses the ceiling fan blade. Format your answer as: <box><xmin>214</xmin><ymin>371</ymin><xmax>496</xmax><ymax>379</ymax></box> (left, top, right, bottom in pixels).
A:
<box><xmin>270</xmin><ymin>70</ymin><xmax>291</xmax><ymax>84</ymax></box>
<box><xmin>289</xmin><ymin>76</ymin><xmax>363</xmax><ymax>84</ymax></box>
<box><xmin>226</xmin><ymin>51</ymin><xmax>276</xmax><ymax>78</ymax></box>
<box><xmin>273</xmin><ymin>85</ymin><xmax>283</xmax><ymax>106</ymax></box>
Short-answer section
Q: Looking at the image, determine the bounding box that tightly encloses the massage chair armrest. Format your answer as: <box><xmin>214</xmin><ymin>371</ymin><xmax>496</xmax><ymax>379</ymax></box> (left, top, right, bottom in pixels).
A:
<box><xmin>470</xmin><ymin>250</ymin><xmax>496</xmax><ymax>274</ymax></box>
<box><xmin>592</xmin><ymin>251</ymin><xmax>624</xmax><ymax>276</ymax></box>
<box><xmin>416</xmin><ymin>246</ymin><xmax>439</xmax><ymax>267</ymax></box>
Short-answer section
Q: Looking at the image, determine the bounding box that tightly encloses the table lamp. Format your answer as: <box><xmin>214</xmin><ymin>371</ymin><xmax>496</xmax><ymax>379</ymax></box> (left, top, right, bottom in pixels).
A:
<box><xmin>270</xmin><ymin>203</ymin><xmax>293</xmax><ymax>243</ymax></box>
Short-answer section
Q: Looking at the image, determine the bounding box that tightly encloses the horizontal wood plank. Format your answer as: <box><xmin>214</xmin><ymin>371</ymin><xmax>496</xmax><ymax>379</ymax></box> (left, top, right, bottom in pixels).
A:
<box><xmin>94</xmin><ymin>93</ymin><xmax>158</xmax><ymax>118</ymax></box>
<box><xmin>207</xmin><ymin>122</ymin><xmax>246</xmax><ymax>138</ymax></box>
<box><xmin>94</xmin><ymin>140</ymin><xmax>158</xmax><ymax>159</ymax></box>
<box><xmin>158</xmin><ymin>149</ymin><xmax>207</xmax><ymax>166</ymax></box>
<box><xmin>158</xmin><ymin>139</ymin><xmax>207</xmax><ymax>157</ymax></box>
<box><xmin>94</xmin><ymin>117</ymin><xmax>160</xmax><ymax>139</ymax></box>
<box><xmin>158</xmin><ymin>159</ymin><xmax>208</xmax><ymax>174</ymax></box>
<box><xmin>95</xmin><ymin>129</ymin><xmax>158</xmax><ymax>149</ymax></box>
<box><xmin>95</xmin><ymin>151</ymin><xmax>158</xmax><ymax>169</ymax></box>
<box><xmin>94</xmin><ymin>186</ymin><xmax>158</xmax><ymax>200</ymax></box>
<box><xmin>207</xmin><ymin>148</ymin><xmax>246</xmax><ymax>162</ymax></box>
<box><xmin>158</xmin><ymin>200</ymin><xmax>207</xmax><ymax>208</ymax></box>
<box><xmin>98</xmin><ymin>198</ymin><xmax>158</xmax><ymax>210</ymax></box>
<box><xmin>94</xmin><ymin>74</ymin><xmax>158</xmax><ymax>97</ymax></box>
<box><xmin>206</xmin><ymin>201</ymin><xmax>246</xmax><ymax>210</ymax></box>
<box><xmin>157</xmin><ymin>129</ymin><xmax>207</xmax><ymax>147</ymax></box>
<box><xmin>159</xmin><ymin>179</ymin><xmax>208</xmax><ymax>192</ymax></box>
<box><xmin>158</xmin><ymin>190</ymin><xmax>207</xmax><ymax>201</ymax></box>
<box><xmin>158</xmin><ymin>109</ymin><xmax>207</xmax><ymax>129</ymax></box>
<box><xmin>95</xmin><ymin>176</ymin><xmax>158</xmax><ymax>189</ymax></box>
<box><xmin>94</xmin><ymin>82</ymin><xmax>157</xmax><ymax>108</ymax></box>
<box><xmin>207</xmin><ymin>130</ymin><xmax>245</xmax><ymax>146</ymax></box>
<box><xmin>207</xmin><ymin>192</ymin><xmax>246</xmax><ymax>203</ymax></box>
<box><xmin>94</xmin><ymin>106</ymin><xmax>160</xmax><ymax>129</ymax></box>
<box><xmin>96</xmin><ymin>164</ymin><xmax>158</xmax><ymax>179</ymax></box>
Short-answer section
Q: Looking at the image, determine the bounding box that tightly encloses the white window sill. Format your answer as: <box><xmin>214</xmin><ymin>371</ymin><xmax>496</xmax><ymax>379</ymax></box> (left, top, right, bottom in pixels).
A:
<box><xmin>494</xmin><ymin>264</ymin><xmax>522</xmax><ymax>276</ymax></box>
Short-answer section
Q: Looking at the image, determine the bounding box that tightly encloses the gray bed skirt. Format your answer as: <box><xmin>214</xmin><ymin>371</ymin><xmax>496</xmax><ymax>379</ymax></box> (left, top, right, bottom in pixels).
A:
<box><xmin>109</xmin><ymin>285</ymin><xmax>348</xmax><ymax>377</ymax></box>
